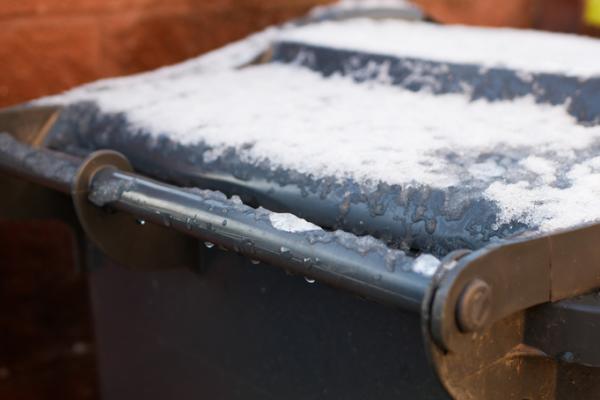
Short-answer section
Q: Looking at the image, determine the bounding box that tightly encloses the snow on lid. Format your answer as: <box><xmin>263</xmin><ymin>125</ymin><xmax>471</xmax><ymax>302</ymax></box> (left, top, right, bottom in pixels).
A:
<box><xmin>50</xmin><ymin>61</ymin><xmax>600</xmax><ymax>233</ymax></box>
<box><xmin>485</xmin><ymin>156</ymin><xmax>600</xmax><ymax>232</ymax></box>
<box><xmin>42</xmin><ymin>15</ymin><xmax>600</xmax><ymax>234</ymax></box>
<box><xmin>269</xmin><ymin>212</ymin><xmax>321</xmax><ymax>233</ymax></box>
<box><xmin>280</xmin><ymin>19</ymin><xmax>600</xmax><ymax>77</ymax></box>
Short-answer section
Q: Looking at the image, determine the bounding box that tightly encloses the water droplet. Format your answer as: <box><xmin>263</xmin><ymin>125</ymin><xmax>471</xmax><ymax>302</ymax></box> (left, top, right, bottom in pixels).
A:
<box><xmin>251</xmin><ymin>259</ymin><xmax>260</xmax><ymax>265</ymax></box>
<box><xmin>185</xmin><ymin>217</ymin><xmax>193</xmax><ymax>230</ymax></box>
<box><xmin>162</xmin><ymin>214</ymin><xmax>171</xmax><ymax>227</ymax></box>
<box><xmin>241</xmin><ymin>239</ymin><xmax>256</xmax><ymax>257</ymax></box>
<box><xmin>279</xmin><ymin>246</ymin><xmax>293</xmax><ymax>259</ymax></box>
<box><xmin>222</xmin><ymin>219</ymin><xmax>228</xmax><ymax>226</ymax></box>
<box><xmin>302</xmin><ymin>257</ymin><xmax>312</xmax><ymax>264</ymax></box>
<box><xmin>204</xmin><ymin>241</ymin><xmax>214</xmax><ymax>249</ymax></box>
<box><xmin>136</xmin><ymin>219</ymin><xmax>146</xmax><ymax>225</ymax></box>
<box><xmin>560</xmin><ymin>351</ymin><xmax>575</xmax><ymax>363</ymax></box>
<box><xmin>384</xmin><ymin>250</ymin><xmax>398</xmax><ymax>272</ymax></box>
<box><xmin>304</xmin><ymin>276</ymin><xmax>316</xmax><ymax>284</ymax></box>
<box><xmin>385</xmin><ymin>261</ymin><xmax>396</xmax><ymax>272</ymax></box>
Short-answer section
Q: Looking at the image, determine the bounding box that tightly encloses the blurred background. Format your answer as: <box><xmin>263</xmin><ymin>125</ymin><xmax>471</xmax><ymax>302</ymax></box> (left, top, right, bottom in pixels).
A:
<box><xmin>1</xmin><ymin>0</ymin><xmax>599</xmax><ymax>108</ymax></box>
<box><xmin>0</xmin><ymin>0</ymin><xmax>599</xmax><ymax>399</ymax></box>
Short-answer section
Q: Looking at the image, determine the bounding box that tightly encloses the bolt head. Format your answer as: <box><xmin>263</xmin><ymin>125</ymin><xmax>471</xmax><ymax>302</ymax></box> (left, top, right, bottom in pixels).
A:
<box><xmin>457</xmin><ymin>278</ymin><xmax>492</xmax><ymax>333</ymax></box>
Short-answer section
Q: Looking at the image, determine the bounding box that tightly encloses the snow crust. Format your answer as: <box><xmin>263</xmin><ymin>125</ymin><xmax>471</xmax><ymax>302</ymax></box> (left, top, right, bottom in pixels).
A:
<box><xmin>269</xmin><ymin>212</ymin><xmax>321</xmax><ymax>233</ymax></box>
<box><xmin>485</xmin><ymin>157</ymin><xmax>600</xmax><ymax>232</ymax></box>
<box><xmin>412</xmin><ymin>254</ymin><xmax>440</xmax><ymax>276</ymax></box>
<box><xmin>49</xmin><ymin>62</ymin><xmax>600</xmax><ymax>232</ymax></box>
<box><xmin>281</xmin><ymin>19</ymin><xmax>600</xmax><ymax>77</ymax></box>
<box><xmin>43</xmin><ymin>19</ymin><xmax>600</xmax><ymax>234</ymax></box>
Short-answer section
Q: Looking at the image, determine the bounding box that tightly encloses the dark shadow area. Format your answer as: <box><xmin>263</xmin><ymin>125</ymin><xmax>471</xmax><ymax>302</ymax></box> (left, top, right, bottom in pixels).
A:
<box><xmin>0</xmin><ymin>220</ymin><xmax>97</xmax><ymax>400</ymax></box>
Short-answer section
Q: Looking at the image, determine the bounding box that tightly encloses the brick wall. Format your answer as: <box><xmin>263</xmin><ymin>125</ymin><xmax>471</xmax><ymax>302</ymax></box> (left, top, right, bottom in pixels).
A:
<box><xmin>413</xmin><ymin>0</ymin><xmax>600</xmax><ymax>34</ymax></box>
<box><xmin>0</xmin><ymin>0</ymin><xmax>331</xmax><ymax>107</ymax></box>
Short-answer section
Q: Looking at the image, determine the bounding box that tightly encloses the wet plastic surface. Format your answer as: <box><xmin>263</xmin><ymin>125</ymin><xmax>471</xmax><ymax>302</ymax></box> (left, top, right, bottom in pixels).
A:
<box><xmin>45</xmin><ymin>102</ymin><xmax>524</xmax><ymax>258</ymax></box>
<box><xmin>89</xmin><ymin>248</ymin><xmax>449</xmax><ymax>400</ymax></box>
<box><xmin>43</xmin><ymin>35</ymin><xmax>600</xmax><ymax>258</ymax></box>
<box><xmin>271</xmin><ymin>41</ymin><xmax>600</xmax><ymax>125</ymax></box>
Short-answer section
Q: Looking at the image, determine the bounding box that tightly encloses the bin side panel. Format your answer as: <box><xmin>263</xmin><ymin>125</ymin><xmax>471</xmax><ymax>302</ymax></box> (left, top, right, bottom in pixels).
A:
<box><xmin>88</xmin><ymin>249</ymin><xmax>448</xmax><ymax>400</ymax></box>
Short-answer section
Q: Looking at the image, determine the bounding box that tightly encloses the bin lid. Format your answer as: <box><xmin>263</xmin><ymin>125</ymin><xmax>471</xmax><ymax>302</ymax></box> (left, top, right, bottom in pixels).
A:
<box><xmin>39</xmin><ymin>17</ymin><xmax>600</xmax><ymax>257</ymax></box>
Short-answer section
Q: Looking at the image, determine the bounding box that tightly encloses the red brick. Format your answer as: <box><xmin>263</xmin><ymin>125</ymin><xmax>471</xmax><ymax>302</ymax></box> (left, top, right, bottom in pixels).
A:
<box><xmin>232</xmin><ymin>0</ymin><xmax>333</xmax><ymax>10</ymax></box>
<box><xmin>0</xmin><ymin>17</ymin><xmax>101</xmax><ymax>106</ymax></box>
<box><xmin>0</xmin><ymin>0</ymin><xmax>335</xmax><ymax>106</ymax></box>
<box><xmin>99</xmin><ymin>2</ymin><xmax>327</xmax><ymax>76</ymax></box>
<box><xmin>531</xmin><ymin>0</ymin><xmax>585</xmax><ymax>32</ymax></box>
<box><xmin>0</xmin><ymin>0</ymin><xmax>39</xmax><ymax>18</ymax></box>
<box><xmin>99</xmin><ymin>11</ymin><xmax>222</xmax><ymax>76</ymax></box>
<box><xmin>413</xmin><ymin>0</ymin><xmax>535</xmax><ymax>28</ymax></box>
<box><xmin>0</xmin><ymin>0</ymin><xmax>231</xmax><ymax>18</ymax></box>
<box><xmin>414</xmin><ymin>0</ymin><xmax>598</xmax><ymax>34</ymax></box>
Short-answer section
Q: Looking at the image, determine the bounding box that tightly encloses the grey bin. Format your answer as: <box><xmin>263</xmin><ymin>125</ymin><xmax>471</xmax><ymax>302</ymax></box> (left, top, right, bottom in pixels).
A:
<box><xmin>2</xmin><ymin>14</ymin><xmax>600</xmax><ymax>399</ymax></box>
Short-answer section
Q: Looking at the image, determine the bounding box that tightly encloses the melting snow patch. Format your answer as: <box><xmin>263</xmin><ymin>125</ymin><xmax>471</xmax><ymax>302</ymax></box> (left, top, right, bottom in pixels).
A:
<box><xmin>412</xmin><ymin>254</ymin><xmax>440</xmax><ymax>276</ymax></box>
<box><xmin>485</xmin><ymin>157</ymin><xmax>600</xmax><ymax>232</ymax></box>
<box><xmin>269</xmin><ymin>212</ymin><xmax>321</xmax><ymax>233</ymax></box>
<box><xmin>519</xmin><ymin>156</ymin><xmax>557</xmax><ymax>184</ymax></box>
<box><xmin>281</xmin><ymin>19</ymin><xmax>600</xmax><ymax>77</ymax></box>
<box><xmin>50</xmin><ymin>64</ymin><xmax>600</xmax><ymax>191</ymax></box>
<box><xmin>47</xmin><ymin>62</ymin><xmax>600</xmax><ymax>233</ymax></box>
<box><xmin>43</xmin><ymin>20</ymin><xmax>600</xmax><ymax>234</ymax></box>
